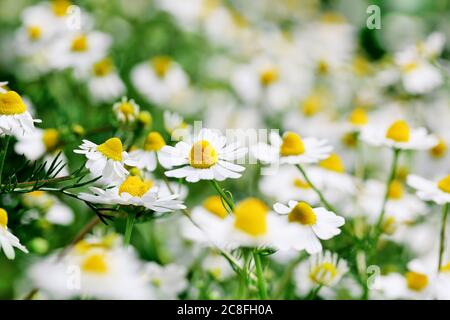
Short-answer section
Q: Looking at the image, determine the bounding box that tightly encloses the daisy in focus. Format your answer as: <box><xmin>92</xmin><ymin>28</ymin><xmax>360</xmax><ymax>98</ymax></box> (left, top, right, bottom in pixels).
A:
<box><xmin>74</xmin><ymin>137</ymin><xmax>133</xmax><ymax>185</ymax></box>
<box><xmin>0</xmin><ymin>89</ymin><xmax>40</xmax><ymax>136</ymax></box>
<box><xmin>0</xmin><ymin>208</ymin><xmax>29</xmax><ymax>260</ymax></box>
<box><xmin>273</xmin><ymin>201</ymin><xmax>345</xmax><ymax>254</ymax></box>
<box><xmin>360</xmin><ymin>119</ymin><xmax>438</xmax><ymax>150</ymax></box>
<box><xmin>163</xmin><ymin>128</ymin><xmax>247</xmax><ymax>183</ymax></box>
<box><xmin>112</xmin><ymin>96</ymin><xmax>140</xmax><ymax>124</ymax></box>
<box><xmin>79</xmin><ymin>175</ymin><xmax>185</xmax><ymax>213</ymax></box>
<box><xmin>252</xmin><ymin>131</ymin><xmax>332</xmax><ymax>165</ymax></box>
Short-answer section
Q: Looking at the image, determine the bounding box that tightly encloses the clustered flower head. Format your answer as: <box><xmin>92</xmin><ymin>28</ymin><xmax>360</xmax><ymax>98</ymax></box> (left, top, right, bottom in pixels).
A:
<box><xmin>1</xmin><ymin>0</ymin><xmax>450</xmax><ymax>302</ymax></box>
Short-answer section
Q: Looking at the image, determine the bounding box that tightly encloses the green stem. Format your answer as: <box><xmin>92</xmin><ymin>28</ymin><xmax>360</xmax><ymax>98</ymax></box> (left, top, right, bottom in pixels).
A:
<box><xmin>253</xmin><ymin>251</ymin><xmax>267</xmax><ymax>300</ymax></box>
<box><xmin>373</xmin><ymin>148</ymin><xmax>400</xmax><ymax>237</ymax></box>
<box><xmin>0</xmin><ymin>135</ymin><xmax>11</xmax><ymax>186</ymax></box>
<box><xmin>211</xmin><ymin>180</ymin><xmax>234</xmax><ymax>211</ymax></box>
<box><xmin>295</xmin><ymin>164</ymin><xmax>339</xmax><ymax>213</ymax></box>
<box><xmin>124</xmin><ymin>212</ymin><xmax>136</xmax><ymax>246</ymax></box>
<box><xmin>308</xmin><ymin>285</ymin><xmax>323</xmax><ymax>300</ymax></box>
<box><xmin>438</xmin><ymin>203</ymin><xmax>449</xmax><ymax>272</ymax></box>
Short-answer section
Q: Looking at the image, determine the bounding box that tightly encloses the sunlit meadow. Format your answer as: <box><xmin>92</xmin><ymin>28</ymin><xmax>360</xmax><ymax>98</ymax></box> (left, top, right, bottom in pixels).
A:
<box><xmin>0</xmin><ymin>0</ymin><xmax>450</xmax><ymax>300</ymax></box>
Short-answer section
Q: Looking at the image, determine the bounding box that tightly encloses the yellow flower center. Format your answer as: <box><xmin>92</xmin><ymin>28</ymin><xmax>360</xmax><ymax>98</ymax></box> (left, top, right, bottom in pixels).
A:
<box><xmin>317</xmin><ymin>60</ymin><xmax>329</xmax><ymax>75</ymax></box>
<box><xmin>382</xmin><ymin>216</ymin><xmax>397</xmax><ymax>235</ymax></box>
<box><xmin>440</xmin><ymin>263</ymin><xmax>450</xmax><ymax>273</ymax></box>
<box><xmin>430</xmin><ymin>139</ymin><xmax>447</xmax><ymax>158</ymax></box>
<box><xmin>353</xmin><ymin>56</ymin><xmax>371</xmax><ymax>76</ymax></box>
<box><xmin>233</xmin><ymin>198</ymin><xmax>268</xmax><ymax>237</ymax></box>
<box><xmin>96</xmin><ymin>137</ymin><xmax>123</xmax><ymax>161</ymax></box>
<box><xmin>437</xmin><ymin>175</ymin><xmax>450</xmax><ymax>194</ymax></box>
<box><xmin>42</xmin><ymin>129</ymin><xmax>60</xmax><ymax>152</ymax></box>
<box><xmin>27</xmin><ymin>26</ymin><xmax>42</xmax><ymax>40</ymax></box>
<box><xmin>71</xmin><ymin>35</ymin><xmax>88</xmax><ymax>52</ymax></box>
<box><xmin>288</xmin><ymin>202</ymin><xmax>317</xmax><ymax>225</ymax></box>
<box><xmin>301</xmin><ymin>94</ymin><xmax>322</xmax><ymax>117</ymax></box>
<box><xmin>93</xmin><ymin>58</ymin><xmax>113</xmax><ymax>77</ymax></box>
<box><xmin>280</xmin><ymin>132</ymin><xmax>305</xmax><ymax>156</ymax></box>
<box><xmin>189</xmin><ymin>140</ymin><xmax>218</xmax><ymax>169</ymax></box>
<box><xmin>342</xmin><ymin>132</ymin><xmax>358</xmax><ymax>148</ymax></box>
<box><xmin>310</xmin><ymin>262</ymin><xmax>338</xmax><ymax>285</ymax></box>
<box><xmin>386</xmin><ymin>120</ymin><xmax>410</xmax><ymax>143</ymax></box>
<box><xmin>0</xmin><ymin>208</ymin><xmax>8</xmax><ymax>228</ymax></box>
<box><xmin>51</xmin><ymin>0</ymin><xmax>71</xmax><ymax>16</ymax></box>
<box><xmin>144</xmin><ymin>132</ymin><xmax>166</xmax><ymax>151</ymax></box>
<box><xmin>348</xmin><ymin>108</ymin><xmax>368</xmax><ymax>126</ymax></box>
<box><xmin>74</xmin><ymin>234</ymin><xmax>117</xmax><ymax>254</ymax></box>
<box><xmin>81</xmin><ymin>253</ymin><xmax>108</xmax><ymax>274</ymax></box>
<box><xmin>293</xmin><ymin>178</ymin><xmax>310</xmax><ymax>189</ymax></box>
<box><xmin>388</xmin><ymin>180</ymin><xmax>404</xmax><ymax>200</ymax></box>
<box><xmin>118</xmin><ymin>102</ymin><xmax>136</xmax><ymax>118</ymax></box>
<box><xmin>0</xmin><ymin>91</ymin><xmax>27</xmax><ymax>115</ymax></box>
<box><xmin>138</xmin><ymin>111</ymin><xmax>152</xmax><ymax>126</ymax></box>
<box><xmin>151</xmin><ymin>56</ymin><xmax>172</xmax><ymax>78</ymax></box>
<box><xmin>259</xmin><ymin>68</ymin><xmax>279</xmax><ymax>86</ymax></box>
<box><xmin>319</xmin><ymin>153</ymin><xmax>345</xmax><ymax>173</ymax></box>
<box><xmin>406</xmin><ymin>271</ymin><xmax>428</xmax><ymax>292</ymax></box>
<box><xmin>403</xmin><ymin>62</ymin><xmax>418</xmax><ymax>73</ymax></box>
<box><xmin>118</xmin><ymin>176</ymin><xmax>153</xmax><ymax>197</ymax></box>
<box><xmin>202</xmin><ymin>195</ymin><xmax>228</xmax><ymax>219</ymax></box>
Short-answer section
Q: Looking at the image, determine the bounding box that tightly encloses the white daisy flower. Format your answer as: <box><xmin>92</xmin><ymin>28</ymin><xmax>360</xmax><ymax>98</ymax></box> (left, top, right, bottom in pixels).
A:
<box><xmin>0</xmin><ymin>208</ymin><xmax>29</xmax><ymax>260</ymax></box>
<box><xmin>361</xmin><ymin>119</ymin><xmax>438</xmax><ymax>150</ymax></box>
<box><xmin>28</xmin><ymin>233</ymin><xmax>153</xmax><ymax>299</ymax></box>
<box><xmin>273</xmin><ymin>201</ymin><xmax>345</xmax><ymax>254</ymax></box>
<box><xmin>0</xmin><ymin>90</ymin><xmax>40</xmax><ymax>136</ymax></box>
<box><xmin>163</xmin><ymin>128</ymin><xmax>247</xmax><ymax>183</ymax></box>
<box><xmin>128</xmin><ymin>132</ymin><xmax>172</xmax><ymax>172</ymax></box>
<box><xmin>78</xmin><ymin>175</ymin><xmax>185</xmax><ymax>213</ymax></box>
<box><xmin>221</xmin><ymin>198</ymin><xmax>287</xmax><ymax>250</ymax></box>
<box><xmin>294</xmin><ymin>251</ymin><xmax>348</xmax><ymax>297</ymax></box>
<box><xmin>252</xmin><ymin>131</ymin><xmax>332</xmax><ymax>165</ymax></box>
<box><xmin>14</xmin><ymin>128</ymin><xmax>61</xmax><ymax>161</ymax></box>
<box><xmin>49</xmin><ymin>31</ymin><xmax>112</xmax><ymax>72</ymax></box>
<box><xmin>163</xmin><ymin>111</ymin><xmax>191</xmax><ymax>140</ymax></box>
<box><xmin>202</xmin><ymin>252</ymin><xmax>234</xmax><ymax>281</ymax></box>
<box><xmin>112</xmin><ymin>96</ymin><xmax>139</xmax><ymax>123</ymax></box>
<box><xmin>88</xmin><ymin>58</ymin><xmax>126</xmax><ymax>103</ymax></box>
<box><xmin>407</xmin><ymin>174</ymin><xmax>450</xmax><ymax>205</ymax></box>
<box><xmin>143</xmin><ymin>262</ymin><xmax>188</xmax><ymax>299</ymax></box>
<box><xmin>74</xmin><ymin>137</ymin><xmax>132</xmax><ymax>185</ymax></box>
<box><xmin>22</xmin><ymin>191</ymin><xmax>74</xmax><ymax>226</ymax></box>
<box><xmin>131</xmin><ymin>56</ymin><xmax>190</xmax><ymax>106</ymax></box>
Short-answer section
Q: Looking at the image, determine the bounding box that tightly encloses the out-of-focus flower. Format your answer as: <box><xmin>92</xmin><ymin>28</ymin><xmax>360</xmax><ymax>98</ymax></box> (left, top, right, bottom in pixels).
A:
<box><xmin>143</xmin><ymin>262</ymin><xmax>188</xmax><ymax>299</ymax></box>
<box><xmin>163</xmin><ymin>128</ymin><xmax>247</xmax><ymax>183</ymax></box>
<box><xmin>0</xmin><ymin>89</ymin><xmax>40</xmax><ymax>136</ymax></box>
<box><xmin>0</xmin><ymin>208</ymin><xmax>28</xmax><ymax>260</ymax></box>
<box><xmin>79</xmin><ymin>176</ymin><xmax>185</xmax><ymax>212</ymax></box>
<box><xmin>128</xmin><ymin>132</ymin><xmax>172</xmax><ymax>171</ymax></box>
<box><xmin>163</xmin><ymin>111</ymin><xmax>191</xmax><ymax>140</ymax></box>
<box><xmin>112</xmin><ymin>96</ymin><xmax>139</xmax><ymax>123</ymax></box>
<box><xmin>273</xmin><ymin>201</ymin><xmax>344</xmax><ymax>254</ymax></box>
<box><xmin>202</xmin><ymin>252</ymin><xmax>234</xmax><ymax>281</ymax></box>
<box><xmin>87</xmin><ymin>58</ymin><xmax>126</xmax><ymax>103</ymax></box>
<box><xmin>15</xmin><ymin>128</ymin><xmax>61</xmax><ymax>160</ymax></box>
<box><xmin>407</xmin><ymin>174</ymin><xmax>450</xmax><ymax>205</ymax></box>
<box><xmin>252</xmin><ymin>131</ymin><xmax>332</xmax><ymax>165</ymax></box>
<box><xmin>361</xmin><ymin>120</ymin><xmax>438</xmax><ymax>150</ymax></box>
<box><xmin>294</xmin><ymin>251</ymin><xmax>348</xmax><ymax>296</ymax></box>
<box><xmin>22</xmin><ymin>191</ymin><xmax>74</xmax><ymax>226</ymax></box>
<box><xmin>74</xmin><ymin>137</ymin><xmax>133</xmax><ymax>184</ymax></box>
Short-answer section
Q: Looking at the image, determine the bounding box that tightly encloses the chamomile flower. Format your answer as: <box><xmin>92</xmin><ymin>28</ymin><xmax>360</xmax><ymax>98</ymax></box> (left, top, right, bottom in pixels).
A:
<box><xmin>273</xmin><ymin>201</ymin><xmax>345</xmax><ymax>254</ymax></box>
<box><xmin>202</xmin><ymin>252</ymin><xmax>234</xmax><ymax>281</ymax></box>
<box><xmin>28</xmin><ymin>234</ymin><xmax>153</xmax><ymax>299</ymax></box>
<box><xmin>128</xmin><ymin>132</ymin><xmax>172</xmax><ymax>171</ymax></box>
<box><xmin>294</xmin><ymin>251</ymin><xmax>348</xmax><ymax>297</ymax></box>
<box><xmin>0</xmin><ymin>208</ymin><xmax>29</xmax><ymax>260</ymax></box>
<box><xmin>0</xmin><ymin>90</ymin><xmax>40</xmax><ymax>136</ymax></box>
<box><xmin>74</xmin><ymin>137</ymin><xmax>133</xmax><ymax>185</ymax></box>
<box><xmin>222</xmin><ymin>198</ymin><xmax>287</xmax><ymax>249</ymax></box>
<box><xmin>79</xmin><ymin>175</ymin><xmax>185</xmax><ymax>212</ymax></box>
<box><xmin>131</xmin><ymin>56</ymin><xmax>190</xmax><ymax>107</ymax></box>
<box><xmin>163</xmin><ymin>128</ymin><xmax>247</xmax><ymax>183</ymax></box>
<box><xmin>112</xmin><ymin>96</ymin><xmax>139</xmax><ymax>123</ymax></box>
<box><xmin>49</xmin><ymin>31</ymin><xmax>112</xmax><ymax>72</ymax></box>
<box><xmin>163</xmin><ymin>111</ymin><xmax>191</xmax><ymax>140</ymax></box>
<box><xmin>87</xmin><ymin>58</ymin><xmax>126</xmax><ymax>103</ymax></box>
<box><xmin>407</xmin><ymin>174</ymin><xmax>450</xmax><ymax>205</ymax></box>
<box><xmin>361</xmin><ymin>119</ymin><xmax>438</xmax><ymax>150</ymax></box>
<box><xmin>14</xmin><ymin>128</ymin><xmax>61</xmax><ymax>161</ymax></box>
<box><xmin>22</xmin><ymin>191</ymin><xmax>74</xmax><ymax>226</ymax></box>
<box><xmin>252</xmin><ymin>131</ymin><xmax>332</xmax><ymax>165</ymax></box>
<box><xmin>143</xmin><ymin>262</ymin><xmax>188</xmax><ymax>299</ymax></box>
